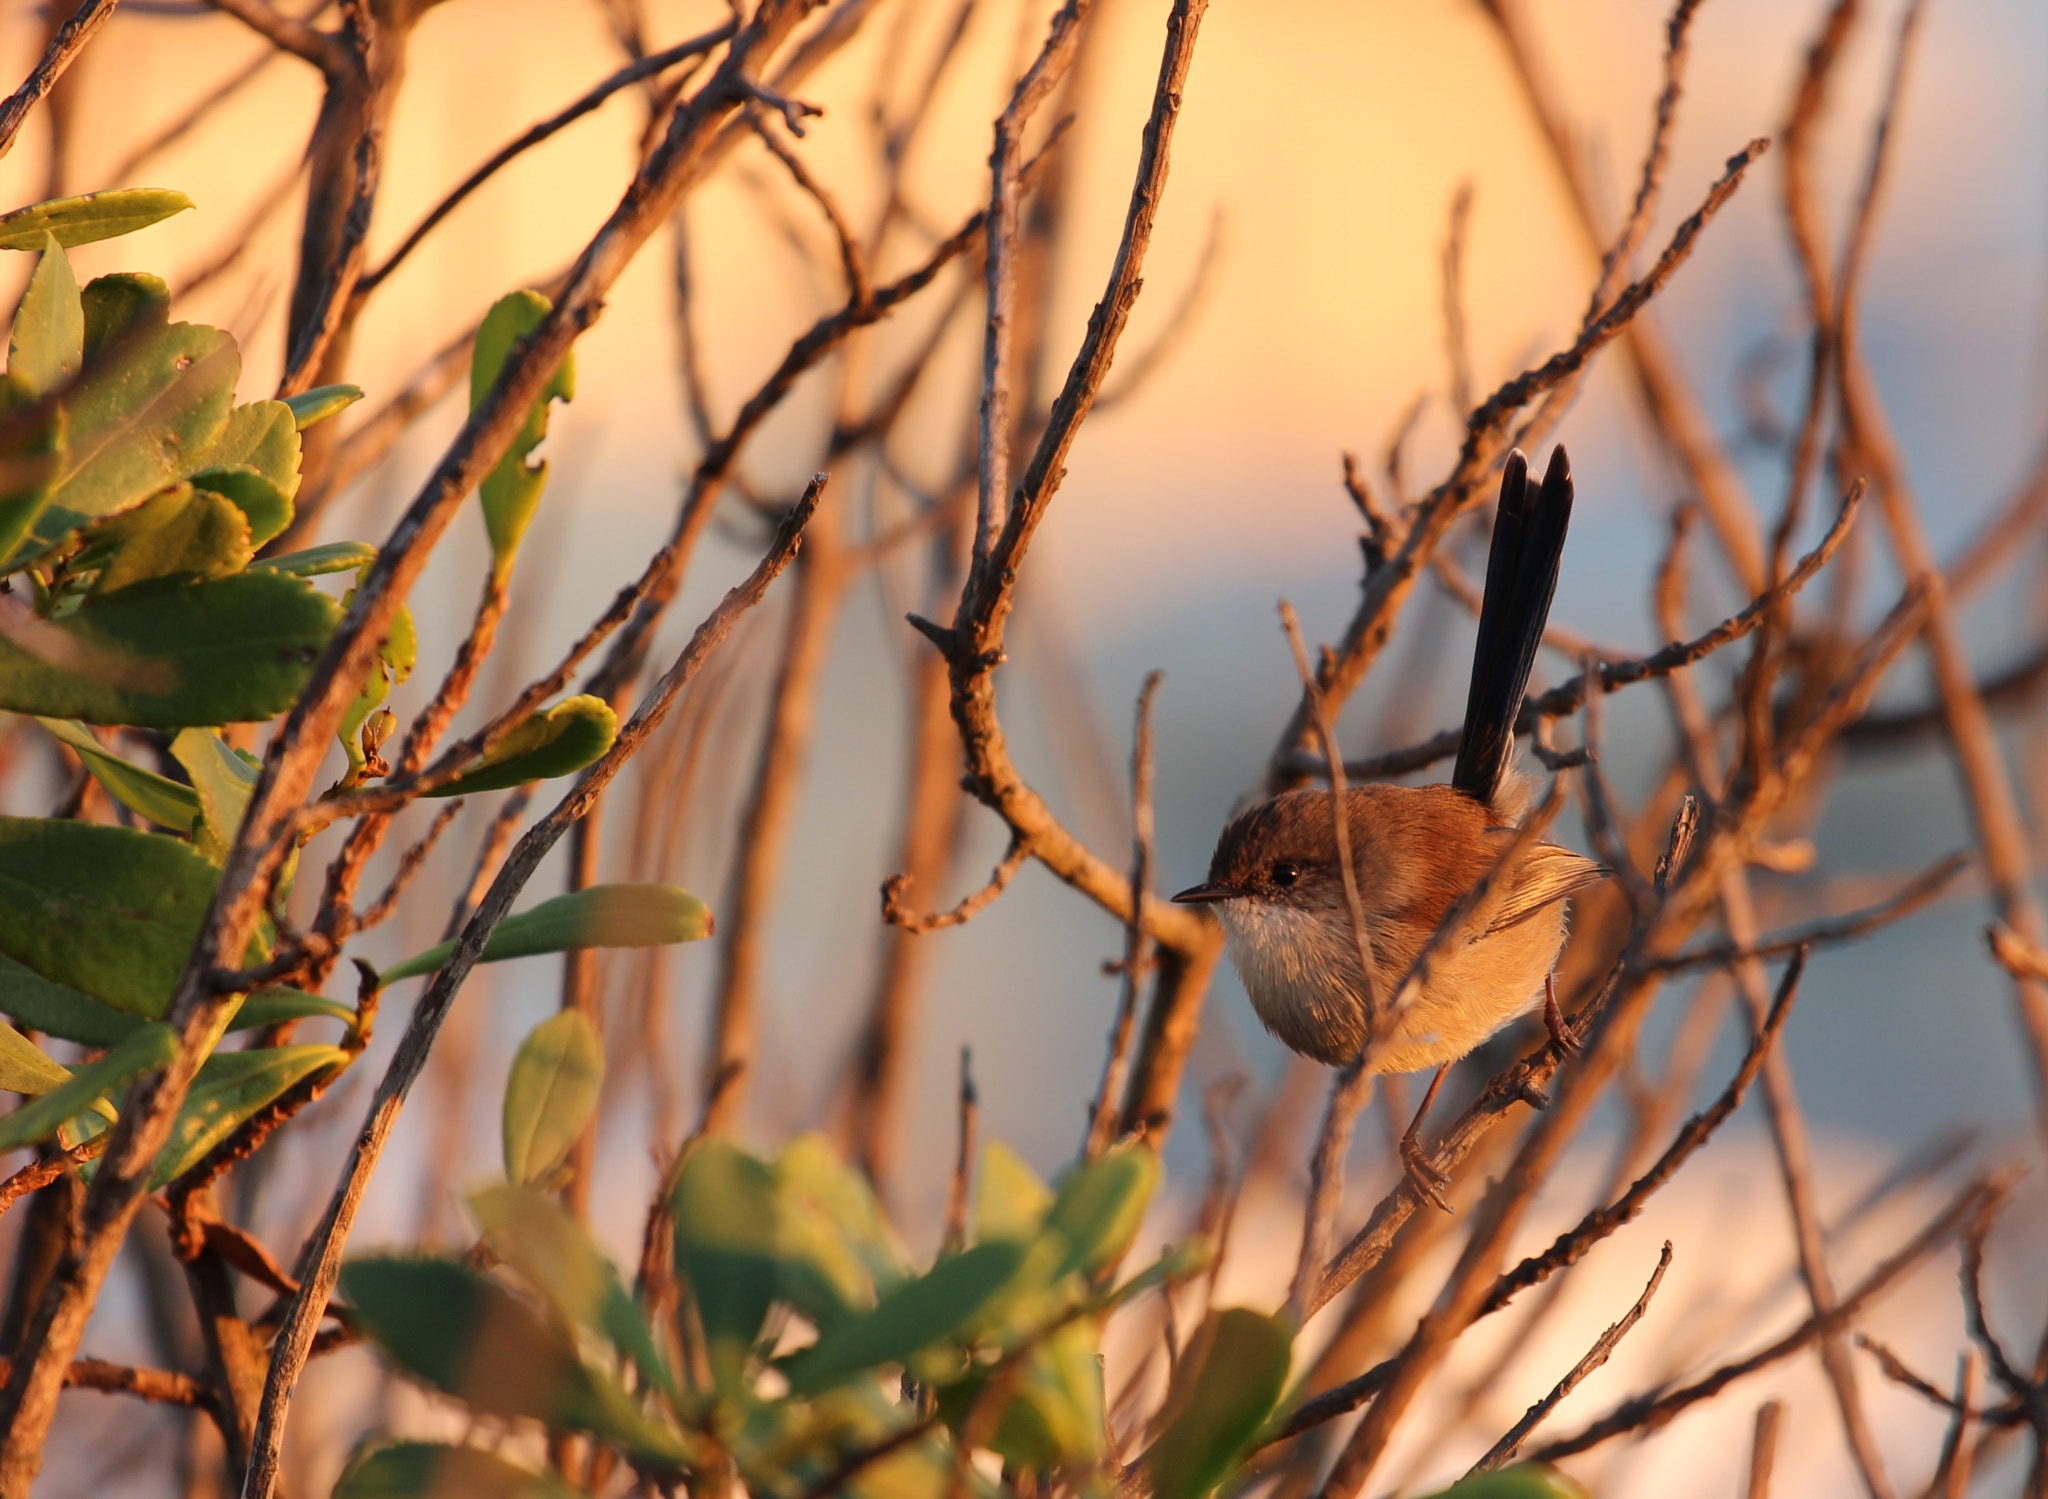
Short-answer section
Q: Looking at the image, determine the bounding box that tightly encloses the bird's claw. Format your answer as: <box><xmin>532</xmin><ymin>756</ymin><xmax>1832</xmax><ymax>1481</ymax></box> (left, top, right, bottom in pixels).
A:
<box><xmin>1399</xmin><ymin>1134</ymin><xmax>1453</xmax><ymax>1213</ymax></box>
<box><xmin>1543</xmin><ymin>975</ymin><xmax>1581</xmax><ymax>1057</ymax></box>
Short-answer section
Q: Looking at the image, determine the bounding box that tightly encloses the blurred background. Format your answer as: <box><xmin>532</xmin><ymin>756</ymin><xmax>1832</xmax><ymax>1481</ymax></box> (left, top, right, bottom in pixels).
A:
<box><xmin>2</xmin><ymin>0</ymin><xmax>2045</xmax><ymax>1493</ymax></box>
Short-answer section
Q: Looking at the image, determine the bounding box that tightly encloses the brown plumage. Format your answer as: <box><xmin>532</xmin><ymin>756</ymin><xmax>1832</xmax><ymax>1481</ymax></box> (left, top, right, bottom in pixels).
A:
<box><xmin>1175</xmin><ymin>445</ymin><xmax>1604</xmax><ymax>1074</ymax></box>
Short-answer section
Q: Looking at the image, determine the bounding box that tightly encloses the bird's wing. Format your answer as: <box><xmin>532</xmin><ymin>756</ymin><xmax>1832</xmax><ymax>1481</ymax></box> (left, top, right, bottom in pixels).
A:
<box><xmin>1484</xmin><ymin>843</ymin><xmax>1609</xmax><ymax>935</ymax></box>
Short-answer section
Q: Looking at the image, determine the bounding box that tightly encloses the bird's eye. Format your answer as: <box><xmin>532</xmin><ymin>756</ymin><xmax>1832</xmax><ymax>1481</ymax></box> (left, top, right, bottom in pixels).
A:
<box><xmin>1271</xmin><ymin>861</ymin><xmax>1300</xmax><ymax>887</ymax></box>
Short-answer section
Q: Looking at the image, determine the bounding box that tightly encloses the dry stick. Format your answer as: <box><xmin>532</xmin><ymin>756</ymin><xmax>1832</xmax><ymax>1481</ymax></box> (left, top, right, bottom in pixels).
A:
<box><xmin>1265</xmin><ymin>944</ymin><xmax>1803</xmax><ymax>1452</ymax></box>
<box><xmin>1748</xmin><ymin>1400</ymin><xmax>1786</xmax><ymax>1499</ymax></box>
<box><xmin>1526</xmin><ymin>1174</ymin><xmax>2012</xmax><ymax>1464</ymax></box>
<box><xmin>1480</xmin><ymin>0</ymin><xmax>1767</xmax><ymax>597</ymax></box>
<box><xmin>0</xmin><ymin>1138</ymin><xmax>107</xmax><ymax>1220</ymax></box>
<box><xmin>1312</xmin><ymin>482</ymin><xmax>1862</xmax><ymax>785</ymax></box>
<box><xmin>1932</xmin><ymin>1355</ymin><xmax>1981</xmax><ymax>1499</ymax></box>
<box><xmin>941</xmin><ymin>1047</ymin><xmax>977</xmax><ymax>1254</ymax></box>
<box><xmin>1468</xmin><ymin>1241</ymin><xmax>1673</xmax><ymax>1474</ymax></box>
<box><xmin>1647</xmin><ymin>852</ymin><xmax>1967</xmax><ymax>972</ymax></box>
<box><xmin>1830</xmin><ymin>7</ymin><xmax>2048</xmax><ymax>1149</ymax></box>
<box><xmin>1846</xmin><ymin>640</ymin><xmax>2048</xmax><ymax>752</ymax></box>
<box><xmin>204</xmin><ymin>0</ymin><xmax>343</xmax><ymax>69</ymax></box>
<box><xmin>359</xmin><ymin>21</ymin><xmax>738</xmax><ymax>293</ymax></box>
<box><xmin>0</xmin><ymin>1353</ymin><xmax>216</xmax><ymax>1413</ymax></box>
<box><xmin>349</xmin><ymin>800</ymin><xmax>464</xmax><ymax>933</ymax></box>
<box><xmin>0</xmin><ymin>14</ymin><xmax>827</xmax><ymax>1487</ymax></box>
<box><xmin>1265</xmin><ymin>137</ymin><xmax>1770</xmax><ymax>798</ymax></box>
<box><xmin>239</xmin><ymin>483</ymin><xmax>820</xmax><ymax>1499</ymax></box>
<box><xmin>1085</xmin><ymin>671</ymin><xmax>1164</xmax><ymax>1160</ymax></box>
<box><xmin>0</xmin><ymin>0</ymin><xmax>119</xmax><ymax>161</ymax></box>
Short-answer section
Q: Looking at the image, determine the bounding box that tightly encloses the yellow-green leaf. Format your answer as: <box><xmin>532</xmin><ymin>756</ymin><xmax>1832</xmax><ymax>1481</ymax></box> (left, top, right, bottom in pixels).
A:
<box><xmin>470</xmin><ymin>290</ymin><xmax>572</xmax><ymax>580</ymax></box>
<box><xmin>0</xmin><ymin>190</ymin><xmax>194</xmax><ymax>250</ymax></box>
<box><xmin>283</xmin><ymin>383</ymin><xmax>361</xmax><ymax>430</ymax></box>
<box><xmin>9</xmin><ymin>234</ymin><xmax>81</xmax><ymax>396</ymax></box>
<box><xmin>0</xmin><ymin>1017</ymin><xmax>72</xmax><ymax>1096</ymax></box>
<box><xmin>34</xmin><ymin>716</ymin><xmax>200</xmax><ymax>833</ymax></box>
<box><xmin>151</xmin><ymin>1043</ymin><xmax>348</xmax><ymax>1187</ymax></box>
<box><xmin>379</xmin><ymin>884</ymin><xmax>712</xmax><ymax>985</ymax></box>
<box><xmin>170</xmin><ymin>727</ymin><xmax>257</xmax><ymax>863</ymax></box>
<box><xmin>0</xmin><ymin>1022</ymin><xmax>175</xmax><ymax>1153</ymax></box>
<box><xmin>1151</xmin><ymin>1308</ymin><xmax>1294</xmax><ymax>1499</ymax></box>
<box><xmin>501</xmin><ymin>1011</ymin><xmax>600</xmax><ymax>1188</ymax></box>
<box><xmin>426</xmin><ymin>695</ymin><xmax>615</xmax><ymax>798</ymax></box>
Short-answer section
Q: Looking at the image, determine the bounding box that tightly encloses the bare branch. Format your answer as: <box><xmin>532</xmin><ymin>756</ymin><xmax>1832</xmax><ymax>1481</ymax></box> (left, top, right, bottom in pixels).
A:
<box><xmin>0</xmin><ymin>0</ymin><xmax>121</xmax><ymax>160</ymax></box>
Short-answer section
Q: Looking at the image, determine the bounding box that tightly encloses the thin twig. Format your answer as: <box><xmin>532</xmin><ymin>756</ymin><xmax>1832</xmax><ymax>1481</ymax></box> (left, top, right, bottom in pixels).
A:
<box><xmin>1748</xmin><ymin>1400</ymin><xmax>1785</xmax><ymax>1499</ymax></box>
<box><xmin>0</xmin><ymin>0</ymin><xmax>121</xmax><ymax>161</ymax></box>
<box><xmin>1085</xmin><ymin>671</ymin><xmax>1163</xmax><ymax>1159</ymax></box>
<box><xmin>1649</xmin><ymin>852</ymin><xmax>1967</xmax><ymax>972</ymax></box>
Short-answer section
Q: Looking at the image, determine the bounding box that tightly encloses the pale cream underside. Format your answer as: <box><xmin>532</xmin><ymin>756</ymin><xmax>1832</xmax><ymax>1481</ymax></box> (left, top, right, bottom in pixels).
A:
<box><xmin>1217</xmin><ymin>887</ymin><xmax>1573</xmax><ymax>1073</ymax></box>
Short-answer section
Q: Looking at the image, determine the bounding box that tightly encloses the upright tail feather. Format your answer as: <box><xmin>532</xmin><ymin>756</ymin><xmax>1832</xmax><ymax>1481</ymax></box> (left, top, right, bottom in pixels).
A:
<box><xmin>1451</xmin><ymin>445</ymin><xmax>1575</xmax><ymax>808</ymax></box>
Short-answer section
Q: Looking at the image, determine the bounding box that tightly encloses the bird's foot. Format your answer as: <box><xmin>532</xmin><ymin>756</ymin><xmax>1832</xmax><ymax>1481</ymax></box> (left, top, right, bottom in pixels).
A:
<box><xmin>1399</xmin><ymin>1063</ymin><xmax>1453</xmax><ymax>1213</ymax></box>
<box><xmin>1399</xmin><ymin>1133</ymin><xmax>1453</xmax><ymax>1213</ymax></box>
<box><xmin>1543</xmin><ymin>973</ymin><xmax>1581</xmax><ymax>1057</ymax></box>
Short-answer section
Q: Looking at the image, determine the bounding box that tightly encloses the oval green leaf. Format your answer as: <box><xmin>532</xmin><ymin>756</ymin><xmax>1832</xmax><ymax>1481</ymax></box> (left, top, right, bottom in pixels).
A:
<box><xmin>380</xmin><ymin>884</ymin><xmax>712</xmax><ymax>985</ymax></box>
<box><xmin>80</xmin><ymin>273</ymin><xmax>169</xmax><ymax>365</ymax></box>
<box><xmin>151</xmin><ymin>1042</ymin><xmax>348</xmax><ymax>1187</ymax></box>
<box><xmin>471</xmin><ymin>290</ymin><xmax>573</xmax><ymax>579</ymax></box>
<box><xmin>204</xmin><ymin>400</ymin><xmax>300</xmax><ymax>498</ymax></box>
<box><xmin>86</xmin><ymin>482</ymin><xmax>252</xmax><ymax>594</ymax></box>
<box><xmin>0</xmin><ymin>1022</ymin><xmax>175</xmax><ymax>1153</ymax></box>
<box><xmin>190</xmin><ymin>463</ymin><xmax>291</xmax><ymax>548</ymax></box>
<box><xmin>0</xmin><ymin>569</ymin><xmax>342</xmax><ymax>727</ymax></box>
<box><xmin>426</xmin><ymin>695</ymin><xmax>616</xmax><ymax>798</ymax></box>
<box><xmin>34</xmin><ymin>717</ymin><xmax>200</xmax><ymax>834</ymax></box>
<box><xmin>338</xmin><ymin>1256</ymin><xmax>691</xmax><ymax>1461</ymax></box>
<box><xmin>1044</xmin><ymin>1142</ymin><xmax>1159</xmax><ymax>1280</ymax></box>
<box><xmin>672</xmin><ymin>1139</ymin><xmax>786</xmax><ymax>1390</ymax></box>
<box><xmin>334</xmin><ymin>1442</ymin><xmax>580</xmax><ymax>1499</ymax></box>
<box><xmin>0</xmin><ymin>817</ymin><xmax>218</xmax><ymax>1015</ymax></box>
<box><xmin>249</xmin><ymin>540</ymin><xmax>375</xmax><ymax>577</ymax></box>
<box><xmin>283</xmin><ymin>383</ymin><xmax>362</xmax><ymax>430</ymax></box>
<box><xmin>501</xmin><ymin>1010</ymin><xmax>601</xmax><ymax>1188</ymax></box>
<box><xmin>0</xmin><ymin>374</ymin><xmax>67</xmax><ymax>567</ymax></box>
<box><xmin>9</xmin><ymin>234</ymin><xmax>81</xmax><ymax>397</ymax></box>
<box><xmin>0</xmin><ymin>1017</ymin><xmax>72</xmax><ymax>1096</ymax></box>
<box><xmin>0</xmin><ymin>951</ymin><xmax>144</xmax><ymax>1047</ymax></box>
<box><xmin>0</xmin><ymin>190</ymin><xmax>194</xmax><ymax>251</ymax></box>
<box><xmin>1151</xmin><ymin>1308</ymin><xmax>1294</xmax><ymax>1499</ymax></box>
<box><xmin>977</xmin><ymin>1140</ymin><xmax>1054</xmax><ymax>1244</ymax></box>
<box><xmin>170</xmin><ymin>727</ymin><xmax>257</xmax><ymax>864</ymax></box>
<box><xmin>782</xmin><ymin>1240</ymin><xmax>1032</xmax><ymax>1398</ymax></box>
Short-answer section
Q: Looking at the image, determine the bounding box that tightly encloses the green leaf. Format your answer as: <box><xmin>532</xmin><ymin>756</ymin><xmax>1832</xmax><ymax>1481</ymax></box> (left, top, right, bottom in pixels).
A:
<box><xmin>151</xmin><ymin>1043</ymin><xmax>347</xmax><ymax>1187</ymax></box>
<box><xmin>977</xmin><ymin>1141</ymin><xmax>1054</xmax><ymax>1243</ymax></box>
<box><xmin>205</xmin><ymin>400</ymin><xmax>301</xmax><ymax>500</ymax></box>
<box><xmin>190</xmin><ymin>464</ymin><xmax>290</xmax><ymax>548</ymax></box>
<box><xmin>0</xmin><ymin>817</ymin><xmax>218</xmax><ymax>1016</ymax></box>
<box><xmin>0</xmin><ymin>190</ymin><xmax>194</xmax><ymax>251</ymax></box>
<box><xmin>0</xmin><ymin>372</ymin><xmax>67</xmax><ymax>566</ymax></box>
<box><xmin>468</xmin><ymin>1183</ymin><xmax>676</xmax><ymax>1399</ymax></box>
<box><xmin>226</xmin><ymin>988</ymin><xmax>355</xmax><ymax>1033</ymax></box>
<box><xmin>170</xmin><ymin>727</ymin><xmax>257</xmax><ymax>863</ymax></box>
<box><xmin>987</xmin><ymin>1316</ymin><xmax>1106</xmax><ymax>1471</ymax></box>
<box><xmin>10</xmin><ymin>234</ymin><xmax>81</xmax><ymax>397</ymax></box>
<box><xmin>284</xmin><ymin>383</ymin><xmax>362</xmax><ymax>430</ymax></box>
<box><xmin>80</xmin><ymin>273</ymin><xmax>169</xmax><ymax>365</ymax></box>
<box><xmin>338</xmin><ymin>1257</ymin><xmax>692</xmax><ymax>1461</ymax></box>
<box><xmin>782</xmin><ymin>1240</ymin><xmax>1032</xmax><ymax>1398</ymax></box>
<box><xmin>0</xmin><ymin>1022</ymin><xmax>175</xmax><ymax>1153</ymax></box>
<box><xmin>84</xmin><ymin>482</ymin><xmax>252</xmax><ymax>594</ymax></box>
<box><xmin>1043</xmin><ymin>1142</ymin><xmax>1159</xmax><ymax>1280</ymax></box>
<box><xmin>334</xmin><ymin>564</ymin><xmax>413</xmax><ymax>778</ymax></box>
<box><xmin>34</xmin><ymin>717</ymin><xmax>200</xmax><ymax>833</ymax></box>
<box><xmin>0</xmin><ymin>1017</ymin><xmax>73</xmax><ymax>1096</ymax></box>
<box><xmin>778</xmin><ymin>1133</ymin><xmax>908</xmax><ymax>1302</ymax></box>
<box><xmin>426</xmin><ymin>695</ymin><xmax>616</xmax><ymax>797</ymax></box>
<box><xmin>1418</xmin><ymin>1469</ymin><xmax>1592</xmax><ymax>1499</ymax></box>
<box><xmin>1150</xmin><ymin>1308</ymin><xmax>1294</xmax><ymax>1499</ymax></box>
<box><xmin>471</xmin><ymin>290</ymin><xmax>573</xmax><ymax>580</ymax></box>
<box><xmin>501</xmin><ymin>1010</ymin><xmax>601</xmax><ymax>1188</ymax></box>
<box><xmin>249</xmin><ymin>540</ymin><xmax>375</xmax><ymax>577</ymax></box>
<box><xmin>0</xmin><ymin>951</ymin><xmax>143</xmax><ymax>1046</ymax></box>
<box><xmin>28</xmin><ymin>319</ymin><xmax>238</xmax><ymax>541</ymax></box>
<box><xmin>381</xmin><ymin>884</ymin><xmax>713</xmax><ymax>985</ymax></box>
<box><xmin>334</xmin><ymin>1442</ymin><xmax>580</xmax><ymax>1499</ymax></box>
<box><xmin>0</xmin><ymin>569</ymin><xmax>341</xmax><ymax>726</ymax></box>
<box><xmin>672</xmin><ymin>1140</ymin><xmax>784</xmax><ymax>1390</ymax></box>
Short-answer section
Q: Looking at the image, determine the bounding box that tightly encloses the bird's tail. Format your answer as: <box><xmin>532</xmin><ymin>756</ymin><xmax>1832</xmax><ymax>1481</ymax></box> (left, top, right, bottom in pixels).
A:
<box><xmin>1451</xmin><ymin>445</ymin><xmax>1575</xmax><ymax>809</ymax></box>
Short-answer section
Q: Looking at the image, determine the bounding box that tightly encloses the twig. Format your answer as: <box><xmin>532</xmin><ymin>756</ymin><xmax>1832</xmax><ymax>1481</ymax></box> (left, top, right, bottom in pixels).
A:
<box><xmin>0</xmin><ymin>0</ymin><xmax>121</xmax><ymax>161</ymax></box>
<box><xmin>1467</xmin><ymin>1241</ymin><xmax>1673</xmax><ymax>1474</ymax></box>
<box><xmin>351</xmin><ymin>801</ymin><xmax>465</xmax><ymax>933</ymax></box>
<box><xmin>1526</xmin><ymin>1174</ymin><xmax>2011</xmax><ymax>1463</ymax></box>
<box><xmin>941</xmin><ymin>1047</ymin><xmax>976</xmax><ymax>1254</ymax></box>
<box><xmin>1748</xmin><ymin>1400</ymin><xmax>1785</xmax><ymax>1499</ymax></box>
<box><xmin>202</xmin><ymin>0</ymin><xmax>342</xmax><ymax>71</ymax></box>
<box><xmin>1933</xmin><ymin>1355</ymin><xmax>1982</xmax><ymax>1498</ymax></box>
<box><xmin>1648</xmin><ymin>853</ymin><xmax>1967</xmax><ymax>972</ymax></box>
<box><xmin>1085</xmin><ymin>672</ymin><xmax>1163</xmax><ymax>1160</ymax></box>
<box><xmin>743</xmin><ymin>103</ymin><xmax>867</xmax><ymax>304</ymax></box>
<box><xmin>359</xmin><ymin>22</ymin><xmax>738</xmax><ymax>292</ymax></box>
<box><xmin>1442</xmin><ymin>180</ymin><xmax>1475</xmax><ymax>415</ymax></box>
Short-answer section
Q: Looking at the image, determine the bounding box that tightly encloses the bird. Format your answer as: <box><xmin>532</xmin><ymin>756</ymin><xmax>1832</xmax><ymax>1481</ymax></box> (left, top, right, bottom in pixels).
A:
<box><xmin>1172</xmin><ymin>446</ymin><xmax>1605</xmax><ymax>1199</ymax></box>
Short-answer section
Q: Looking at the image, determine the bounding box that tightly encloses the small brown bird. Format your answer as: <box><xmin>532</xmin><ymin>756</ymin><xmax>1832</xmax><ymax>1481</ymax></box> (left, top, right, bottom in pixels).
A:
<box><xmin>1174</xmin><ymin>447</ymin><xmax>1604</xmax><ymax>1101</ymax></box>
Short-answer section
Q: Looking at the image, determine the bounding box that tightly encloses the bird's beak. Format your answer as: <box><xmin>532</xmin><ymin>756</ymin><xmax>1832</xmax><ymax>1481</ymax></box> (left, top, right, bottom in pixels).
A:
<box><xmin>1171</xmin><ymin>881</ymin><xmax>1240</xmax><ymax>904</ymax></box>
